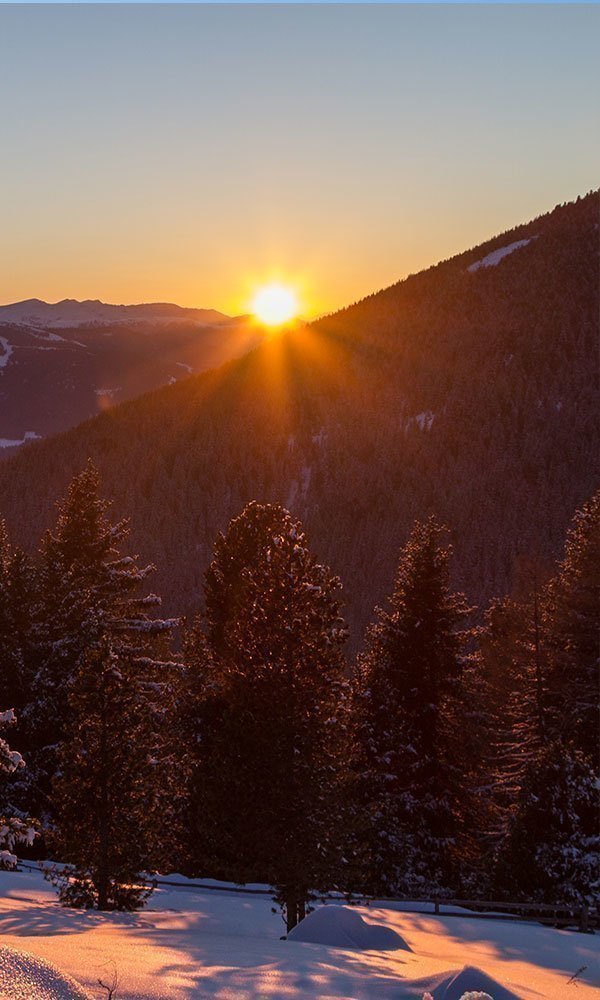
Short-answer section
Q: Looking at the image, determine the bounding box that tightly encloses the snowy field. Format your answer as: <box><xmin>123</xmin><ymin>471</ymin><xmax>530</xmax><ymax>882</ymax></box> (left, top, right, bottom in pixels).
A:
<box><xmin>0</xmin><ymin>867</ymin><xmax>597</xmax><ymax>999</ymax></box>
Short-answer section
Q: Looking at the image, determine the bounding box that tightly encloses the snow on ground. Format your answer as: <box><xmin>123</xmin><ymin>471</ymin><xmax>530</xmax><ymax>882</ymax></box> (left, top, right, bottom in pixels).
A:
<box><xmin>0</xmin><ymin>946</ymin><xmax>91</xmax><ymax>1000</ymax></box>
<box><xmin>0</xmin><ymin>335</ymin><xmax>14</xmax><ymax>368</ymax></box>
<box><xmin>468</xmin><ymin>239</ymin><xmax>535</xmax><ymax>272</ymax></box>
<box><xmin>0</xmin><ymin>867</ymin><xmax>597</xmax><ymax>999</ymax></box>
<box><xmin>288</xmin><ymin>905</ymin><xmax>410</xmax><ymax>951</ymax></box>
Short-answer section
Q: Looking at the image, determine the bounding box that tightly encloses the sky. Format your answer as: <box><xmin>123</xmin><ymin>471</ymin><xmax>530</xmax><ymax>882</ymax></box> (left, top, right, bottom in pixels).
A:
<box><xmin>0</xmin><ymin>3</ymin><xmax>598</xmax><ymax>317</ymax></box>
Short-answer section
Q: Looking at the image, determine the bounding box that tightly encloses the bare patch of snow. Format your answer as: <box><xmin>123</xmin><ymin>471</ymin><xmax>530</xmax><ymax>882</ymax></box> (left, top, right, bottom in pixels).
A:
<box><xmin>415</xmin><ymin>411</ymin><xmax>435</xmax><ymax>432</ymax></box>
<box><xmin>0</xmin><ymin>431</ymin><xmax>40</xmax><ymax>449</ymax></box>
<box><xmin>468</xmin><ymin>238</ymin><xmax>536</xmax><ymax>273</ymax></box>
<box><xmin>176</xmin><ymin>362</ymin><xmax>193</xmax><ymax>374</ymax></box>
<box><xmin>0</xmin><ymin>337</ymin><xmax>13</xmax><ymax>369</ymax></box>
<box><xmin>301</xmin><ymin>464</ymin><xmax>312</xmax><ymax>496</ymax></box>
<box><xmin>28</xmin><ymin>329</ymin><xmax>68</xmax><ymax>343</ymax></box>
<box><xmin>94</xmin><ymin>388</ymin><xmax>120</xmax><ymax>398</ymax></box>
<box><xmin>286</xmin><ymin>480</ymin><xmax>299</xmax><ymax>509</ymax></box>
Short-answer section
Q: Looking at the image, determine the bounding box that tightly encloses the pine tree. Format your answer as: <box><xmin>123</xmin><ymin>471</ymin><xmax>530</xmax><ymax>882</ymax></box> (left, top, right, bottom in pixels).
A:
<box><xmin>491</xmin><ymin>494</ymin><xmax>600</xmax><ymax>902</ymax></box>
<box><xmin>0</xmin><ymin>528</ymin><xmax>37</xmax><ymax>820</ymax></box>
<box><xmin>189</xmin><ymin>501</ymin><xmax>348</xmax><ymax>931</ymax></box>
<box><xmin>474</xmin><ymin>592</ymin><xmax>549</xmax><ymax>847</ymax></box>
<box><xmin>496</xmin><ymin>743</ymin><xmax>599</xmax><ymax>903</ymax></box>
<box><xmin>0</xmin><ymin>708</ymin><xmax>38</xmax><ymax>868</ymax></box>
<box><xmin>0</xmin><ymin>522</ymin><xmax>25</xmax><ymax>713</ymax></box>
<box><xmin>25</xmin><ymin>462</ymin><xmax>177</xmax><ymax>813</ymax></box>
<box><xmin>50</xmin><ymin>637</ymin><xmax>179</xmax><ymax>910</ymax></box>
<box><xmin>544</xmin><ymin>490</ymin><xmax>599</xmax><ymax>760</ymax></box>
<box><xmin>351</xmin><ymin>516</ymin><xmax>477</xmax><ymax>897</ymax></box>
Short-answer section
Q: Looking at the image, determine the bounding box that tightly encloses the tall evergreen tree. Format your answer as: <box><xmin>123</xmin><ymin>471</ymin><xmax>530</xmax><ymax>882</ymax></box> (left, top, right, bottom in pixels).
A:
<box><xmin>0</xmin><ymin>522</ymin><xmax>25</xmax><ymax>713</ymax></box>
<box><xmin>544</xmin><ymin>490</ymin><xmax>599</xmax><ymax>759</ymax></box>
<box><xmin>0</xmin><ymin>527</ymin><xmax>37</xmax><ymax>820</ymax></box>
<box><xmin>496</xmin><ymin>743</ymin><xmax>599</xmax><ymax>904</ymax></box>
<box><xmin>474</xmin><ymin>589</ymin><xmax>550</xmax><ymax>847</ymax></box>
<box><xmin>492</xmin><ymin>493</ymin><xmax>600</xmax><ymax>902</ymax></box>
<box><xmin>25</xmin><ymin>462</ymin><xmax>176</xmax><ymax>812</ymax></box>
<box><xmin>189</xmin><ymin>501</ymin><xmax>348</xmax><ymax>931</ymax></box>
<box><xmin>50</xmin><ymin>638</ymin><xmax>179</xmax><ymax>910</ymax></box>
<box><xmin>351</xmin><ymin>516</ymin><xmax>478</xmax><ymax>897</ymax></box>
<box><xmin>0</xmin><ymin>708</ymin><xmax>38</xmax><ymax>868</ymax></box>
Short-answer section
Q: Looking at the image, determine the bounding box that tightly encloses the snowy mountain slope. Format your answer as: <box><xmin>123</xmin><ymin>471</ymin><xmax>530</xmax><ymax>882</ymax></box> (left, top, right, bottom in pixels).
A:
<box><xmin>0</xmin><ymin>867</ymin><xmax>597</xmax><ymax>999</ymax></box>
<box><xmin>0</xmin><ymin>303</ymin><xmax>262</xmax><ymax>445</ymax></box>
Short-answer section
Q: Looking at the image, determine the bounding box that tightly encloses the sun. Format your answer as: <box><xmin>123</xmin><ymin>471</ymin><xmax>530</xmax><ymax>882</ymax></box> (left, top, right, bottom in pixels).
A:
<box><xmin>251</xmin><ymin>283</ymin><xmax>299</xmax><ymax>327</ymax></box>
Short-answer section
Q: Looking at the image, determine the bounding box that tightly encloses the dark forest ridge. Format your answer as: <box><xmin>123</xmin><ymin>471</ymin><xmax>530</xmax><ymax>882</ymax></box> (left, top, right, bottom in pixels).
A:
<box><xmin>0</xmin><ymin>191</ymin><xmax>597</xmax><ymax>644</ymax></box>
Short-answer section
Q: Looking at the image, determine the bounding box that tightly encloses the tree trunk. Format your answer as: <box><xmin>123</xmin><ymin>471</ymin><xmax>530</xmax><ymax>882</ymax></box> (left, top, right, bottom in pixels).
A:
<box><xmin>285</xmin><ymin>888</ymin><xmax>307</xmax><ymax>932</ymax></box>
<box><xmin>532</xmin><ymin>587</ymin><xmax>546</xmax><ymax>742</ymax></box>
<box><xmin>97</xmin><ymin>666</ymin><xmax>110</xmax><ymax>910</ymax></box>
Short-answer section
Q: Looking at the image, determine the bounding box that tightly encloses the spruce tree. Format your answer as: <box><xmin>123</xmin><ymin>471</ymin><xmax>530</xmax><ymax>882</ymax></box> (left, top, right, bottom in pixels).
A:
<box><xmin>26</xmin><ymin>462</ymin><xmax>176</xmax><ymax>813</ymax></box>
<box><xmin>50</xmin><ymin>637</ymin><xmax>179</xmax><ymax>910</ymax></box>
<box><xmin>0</xmin><ymin>708</ymin><xmax>38</xmax><ymax>868</ymax></box>
<box><xmin>474</xmin><ymin>592</ymin><xmax>550</xmax><ymax>847</ymax></box>
<box><xmin>492</xmin><ymin>494</ymin><xmax>600</xmax><ymax>902</ymax></box>
<box><xmin>189</xmin><ymin>501</ymin><xmax>348</xmax><ymax>931</ymax></box>
<box><xmin>351</xmin><ymin>516</ymin><xmax>476</xmax><ymax>897</ymax></box>
<box><xmin>0</xmin><ymin>528</ymin><xmax>37</xmax><ymax>820</ymax></box>
<box><xmin>544</xmin><ymin>490</ymin><xmax>599</xmax><ymax>759</ymax></box>
<box><xmin>496</xmin><ymin>743</ymin><xmax>599</xmax><ymax>904</ymax></box>
<box><xmin>0</xmin><ymin>522</ymin><xmax>26</xmax><ymax>713</ymax></box>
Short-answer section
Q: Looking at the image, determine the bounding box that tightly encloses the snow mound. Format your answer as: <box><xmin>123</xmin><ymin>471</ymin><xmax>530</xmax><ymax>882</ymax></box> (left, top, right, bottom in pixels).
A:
<box><xmin>0</xmin><ymin>946</ymin><xmax>91</xmax><ymax>1000</ymax></box>
<box><xmin>287</xmin><ymin>904</ymin><xmax>411</xmax><ymax>951</ymax></box>
<box><xmin>432</xmin><ymin>964</ymin><xmax>521</xmax><ymax>999</ymax></box>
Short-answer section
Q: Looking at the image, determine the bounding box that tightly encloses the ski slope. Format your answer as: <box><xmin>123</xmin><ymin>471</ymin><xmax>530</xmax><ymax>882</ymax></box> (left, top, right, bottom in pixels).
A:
<box><xmin>0</xmin><ymin>867</ymin><xmax>597</xmax><ymax>999</ymax></box>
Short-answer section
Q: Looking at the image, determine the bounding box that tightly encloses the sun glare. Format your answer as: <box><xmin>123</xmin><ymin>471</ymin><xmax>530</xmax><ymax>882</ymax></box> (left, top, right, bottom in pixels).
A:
<box><xmin>251</xmin><ymin>284</ymin><xmax>299</xmax><ymax>327</ymax></box>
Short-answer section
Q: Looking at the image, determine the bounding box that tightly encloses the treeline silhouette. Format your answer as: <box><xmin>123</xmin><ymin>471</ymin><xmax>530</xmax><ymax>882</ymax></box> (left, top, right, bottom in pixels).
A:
<box><xmin>0</xmin><ymin>465</ymin><xmax>597</xmax><ymax>925</ymax></box>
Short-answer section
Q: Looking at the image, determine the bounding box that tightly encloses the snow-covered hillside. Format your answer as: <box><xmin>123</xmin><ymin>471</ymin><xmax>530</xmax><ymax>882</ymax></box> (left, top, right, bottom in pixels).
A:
<box><xmin>0</xmin><ymin>306</ymin><xmax>261</xmax><ymax>447</ymax></box>
<box><xmin>0</xmin><ymin>867</ymin><xmax>596</xmax><ymax>999</ymax></box>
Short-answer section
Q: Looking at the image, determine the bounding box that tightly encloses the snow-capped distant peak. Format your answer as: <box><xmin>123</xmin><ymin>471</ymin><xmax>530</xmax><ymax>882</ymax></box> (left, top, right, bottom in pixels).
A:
<box><xmin>0</xmin><ymin>298</ymin><xmax>230</xmax><ymax>330</ymax></box>
<box><xmin>468</xmin><ymin>238</ymin><xmax>536</xmax><ymax>273</ymax></box>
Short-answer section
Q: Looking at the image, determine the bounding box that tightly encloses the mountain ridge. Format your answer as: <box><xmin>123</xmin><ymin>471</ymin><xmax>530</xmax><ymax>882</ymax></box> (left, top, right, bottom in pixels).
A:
<box><xmin>0</xmin><ymin>297</ymin><xmax>231</xmax><ymax>329</ymax></box>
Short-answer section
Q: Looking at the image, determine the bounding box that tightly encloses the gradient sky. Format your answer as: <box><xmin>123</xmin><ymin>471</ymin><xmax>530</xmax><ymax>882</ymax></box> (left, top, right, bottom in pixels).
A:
<box><xmin>1</xmin><ymin>4</ymin><xmax>598</xmax><ymax>316</ymax></box>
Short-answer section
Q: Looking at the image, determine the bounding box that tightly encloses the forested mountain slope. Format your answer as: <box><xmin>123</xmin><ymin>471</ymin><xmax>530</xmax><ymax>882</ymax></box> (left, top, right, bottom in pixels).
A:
<box><xmin>0</xmin><ymin>192</ymin><xmax>597</xmax><ymax>641</ymax></box>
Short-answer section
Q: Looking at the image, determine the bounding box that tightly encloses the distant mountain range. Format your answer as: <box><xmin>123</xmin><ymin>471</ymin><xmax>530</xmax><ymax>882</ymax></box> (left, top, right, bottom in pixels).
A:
<box><xmin>0</xmin><ymin>192</ymin><xmax>597</xmax><ymax>643</ymax></box>
<box><xmin>0</xmin><ymin>298</ymin><xmax>230</xmax><ymax>329</ymax></box>
<box><xmin>0</xmin><ymin>299</ymin><xmax>260</xmax><ymax>446</ymax></box>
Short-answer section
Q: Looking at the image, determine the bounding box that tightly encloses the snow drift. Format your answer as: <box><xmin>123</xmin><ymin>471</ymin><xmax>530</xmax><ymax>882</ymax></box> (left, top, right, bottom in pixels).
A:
<box><xmin>0</xmin><ymin>946</ymin><xmax>90</xmax><ymax>1000</ymax></box>
<box><xmin>430</xmin><ymin>964</ymin><xmax>521</xmax><ymax>999</ymax></box>
<box><xmin>287</xmin><ymin>904</ymin><xmax>411</xmax><ymax>951</ymax></box>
